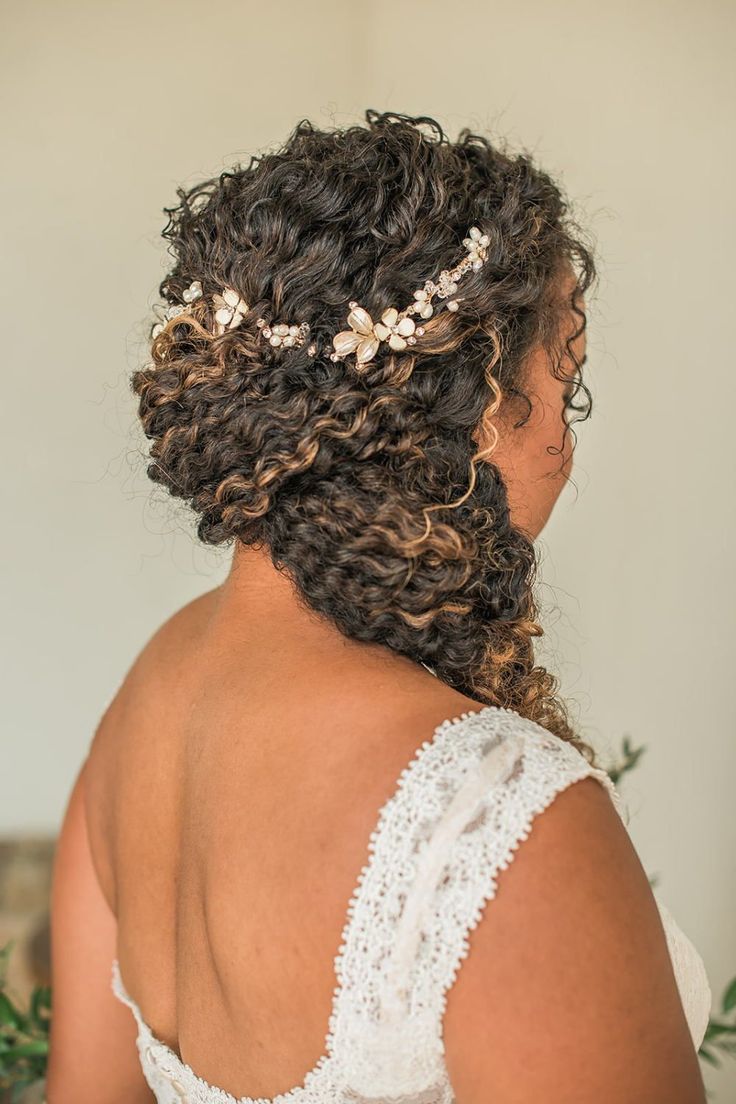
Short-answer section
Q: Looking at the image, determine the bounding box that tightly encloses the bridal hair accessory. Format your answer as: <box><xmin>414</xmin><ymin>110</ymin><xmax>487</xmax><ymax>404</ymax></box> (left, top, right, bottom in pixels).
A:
<box><xmin>152</xmin><ymin>280</ymin><xmax>313</xmax><ymax>349</ymax></box>
<box><xmin>151</xmin><ymin>224</ymin><xmax>491</xmax><ymax>370</ymax></box>
<box><xmin>152</xmin><ymin>278</ymin><xmax>204</xmax><ymax>335</ymax></box>
<box><xmin>329</xmin><ymin>225</ymin><xmax>490</xmax><ymax>368</ymax></box>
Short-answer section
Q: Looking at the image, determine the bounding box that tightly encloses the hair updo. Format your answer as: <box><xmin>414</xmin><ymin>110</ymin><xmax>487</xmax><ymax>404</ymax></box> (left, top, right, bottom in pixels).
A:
<box><xmin>132</xmin><ymin>108</ymin><xmax>597</xmax><ymax>761</ymax></box>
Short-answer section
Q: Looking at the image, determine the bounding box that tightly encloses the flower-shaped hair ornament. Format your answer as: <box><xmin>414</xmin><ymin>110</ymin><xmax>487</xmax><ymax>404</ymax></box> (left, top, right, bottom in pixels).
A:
<box><xmin>182</xmin><ymin>279</ymin><xmax>203</xmax><ymax>304</ymax></box>
<box><xmin>213</xmin><ymin>286</ymin><xmax>249</xmax><ymax>335</ymax></box>
<box><xmin>330</xmin><ymin>304</ymin><xmax>425</xmax><ymax>367</ymax></box>
<box><xmin>463</xmin><ymin>225</ymin><xmax>490</xmax><ymax>269</ymax></box>
<box><xmin>151</xmin><ymin>279</ymin><xmax>203</xmax><ymax>337</ymax></box>
<box><xmin>330</xmin><ymin>223</ymin><xmax>491</xmax><ymax>369</ymax></box>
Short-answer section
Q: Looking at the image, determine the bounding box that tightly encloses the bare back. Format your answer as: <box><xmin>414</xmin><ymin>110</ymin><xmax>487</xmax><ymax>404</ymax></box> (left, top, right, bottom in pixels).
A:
<box><xmin>83</xmin><ymin>585</ymin><xmax>483</xmax><ymax>1100</ymax></box>
<box><xmin>79</xmin><ymin>579</ymin><xmax>709</xmax><ymax>1104</ymax></box>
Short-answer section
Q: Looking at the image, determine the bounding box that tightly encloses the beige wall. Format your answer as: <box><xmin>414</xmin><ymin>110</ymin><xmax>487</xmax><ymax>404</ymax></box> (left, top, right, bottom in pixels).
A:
<box><xmin>2</xmin><ymin>0</ymin><xmax>734</xmax><ymax>1094</ymax></box>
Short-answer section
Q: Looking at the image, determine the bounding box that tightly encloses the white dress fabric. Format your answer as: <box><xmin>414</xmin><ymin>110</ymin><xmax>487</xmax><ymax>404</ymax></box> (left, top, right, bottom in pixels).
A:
<box><xmin>110</xmin><ymin>704</ymin><xmax>712</xmax><ymax>1103</ymax></box>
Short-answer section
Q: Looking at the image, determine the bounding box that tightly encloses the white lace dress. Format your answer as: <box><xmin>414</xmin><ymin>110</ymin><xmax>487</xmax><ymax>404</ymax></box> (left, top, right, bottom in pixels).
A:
<box><xmin>111</xmin><ymin>705</ymin><xmax>712</xmax><ymax>1103</ymax></box>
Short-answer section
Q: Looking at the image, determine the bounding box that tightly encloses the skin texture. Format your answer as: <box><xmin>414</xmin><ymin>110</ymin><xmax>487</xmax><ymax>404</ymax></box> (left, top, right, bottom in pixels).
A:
<box><xmin>46</xmin><ymin>299</ymin><xmax>706</xmax><ymax>1103</ymax></box>
<box><xmin>487</xmin><ymin>271</ymin><xmax>580</xmax><ymax>538</ymax></box>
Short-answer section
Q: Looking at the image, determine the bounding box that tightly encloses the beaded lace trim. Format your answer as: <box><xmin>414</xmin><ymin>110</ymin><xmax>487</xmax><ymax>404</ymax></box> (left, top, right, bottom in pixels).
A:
<box><xmin>110</xmin><ymin>704</ymin><xmax>709</xmax><ymax>1103</ymax></box>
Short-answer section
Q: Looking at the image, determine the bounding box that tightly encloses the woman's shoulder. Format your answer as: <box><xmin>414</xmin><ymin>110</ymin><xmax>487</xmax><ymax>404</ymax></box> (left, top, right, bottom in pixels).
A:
<box><xmin>86</xmin><ymin>587</ymin><xmax>221</xmax><ymax>760</ymax></box>
<box><xmin>81</xmin><ymin>589</ymin><xmax>223</xmax><ymax>875</ymax></box>
<box><xmin>437</xmin><ymin>751</ymin><xmax>705</xmax><ymax>1102</ymax></box>
<box><xmin>105</xmin><ymin>587</ymin><xmax>221</xmax><ymax>712</ymax></box>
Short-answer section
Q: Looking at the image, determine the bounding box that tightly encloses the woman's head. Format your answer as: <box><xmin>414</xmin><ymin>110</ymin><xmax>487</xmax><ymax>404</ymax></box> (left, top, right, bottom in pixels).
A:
<box><xmin>133</xmin><ymin>109</ymin><xmax>596</xmax><ymax>757</ymax></box>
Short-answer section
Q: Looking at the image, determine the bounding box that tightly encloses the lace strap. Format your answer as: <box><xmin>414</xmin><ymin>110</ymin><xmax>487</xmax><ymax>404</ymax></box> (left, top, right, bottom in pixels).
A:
<box><xmin>395</xmin><ymin>717</ymin><xmax>624</xmax><ymax>1041</ymax></box>
<box><xmin>331</xmin><ymin>707</ymin><xmax>625</xmax><ymax>1096</ymax></box>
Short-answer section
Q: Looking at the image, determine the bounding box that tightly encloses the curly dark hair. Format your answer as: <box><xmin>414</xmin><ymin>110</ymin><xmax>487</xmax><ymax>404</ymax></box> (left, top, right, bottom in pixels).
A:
<box><xmin>132</xmin><ymin>109</ymin><xmax>598</xmax><ymax>761</ymax></box>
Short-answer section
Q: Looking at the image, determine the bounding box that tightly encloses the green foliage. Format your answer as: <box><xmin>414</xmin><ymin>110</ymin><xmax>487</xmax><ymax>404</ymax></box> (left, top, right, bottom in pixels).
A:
<box><xmin>0</xmin><ymin>943</ymin><xmax>50</xmax><ymax>1102</ymax></box>
<box><xmin>699</xmin><ymin>976</ymin><xmax>736</xmax><ymax>1070</ymax></box>
<box><xmin>605</xmin><ymin>733</ymin><xmax>647</xmax><ymax>786</ymax></box>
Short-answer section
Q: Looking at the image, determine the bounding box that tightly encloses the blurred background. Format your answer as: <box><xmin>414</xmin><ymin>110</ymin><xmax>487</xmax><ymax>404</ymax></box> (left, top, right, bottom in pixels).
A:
<box><xmin>1</xmin><ymin>0</ymin><xmax>734</xmax><ymax>1098</ymax></box>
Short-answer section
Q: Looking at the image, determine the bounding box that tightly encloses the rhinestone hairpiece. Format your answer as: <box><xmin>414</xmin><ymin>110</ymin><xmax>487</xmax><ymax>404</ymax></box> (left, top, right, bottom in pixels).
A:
<box><xmin>328</xmin><ymin>225</ymin><xmax>490</xmax><ymax>368</ymax></box>
<box><xmin>151</xmin><ymin>280</ymin><xmax>311</xmax><ymax>350</ymax></box>
<box><xmin>151</xmin><ymin>224</ymin><xmax>491</xmax><ymax>368</ymax></box>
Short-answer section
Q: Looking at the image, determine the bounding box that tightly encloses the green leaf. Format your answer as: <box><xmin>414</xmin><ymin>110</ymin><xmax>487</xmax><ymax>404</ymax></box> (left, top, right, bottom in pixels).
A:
<box><xmin>698</xmin><ymin>1045</ymin><xmax>721</xmax><ymax>1068</ymax></box>
<box><xmin>0</xmin><ymin>992</ymin><xmax>25</xmax><ymax>1031</ymax></box>
<box><xmin>29</xmin><ymin>986</ymin><xmax>51</xmax><ymax>1031</ymax></box>
<box><xmin>703</xmin><ymin>1020</ymin><xmax>736</xmax><ymax>1040</ymax></box>
<box><xmin>2</xmin><ymin>1038</ymin><xmax>49</xmax><ymax>1060</ymax></box>
<box><xmin>722</xmin><ymin>975</ymin><xmax>736</xmax><ymax>1014</ymax></box>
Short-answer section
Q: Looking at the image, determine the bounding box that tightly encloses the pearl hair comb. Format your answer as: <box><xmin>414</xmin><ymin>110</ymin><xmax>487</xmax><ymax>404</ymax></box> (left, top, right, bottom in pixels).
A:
<box><xmin>151</xmin><ymin>224</ymin><xmax>491</xmax><ymax>371</ymax></box>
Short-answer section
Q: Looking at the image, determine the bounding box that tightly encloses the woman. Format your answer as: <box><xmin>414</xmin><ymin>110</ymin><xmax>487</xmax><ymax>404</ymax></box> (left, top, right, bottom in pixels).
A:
<box><xmin>46</xmin><ymin>110</ymin><xmax>710</xmax><ymax>1103</ymax></box>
